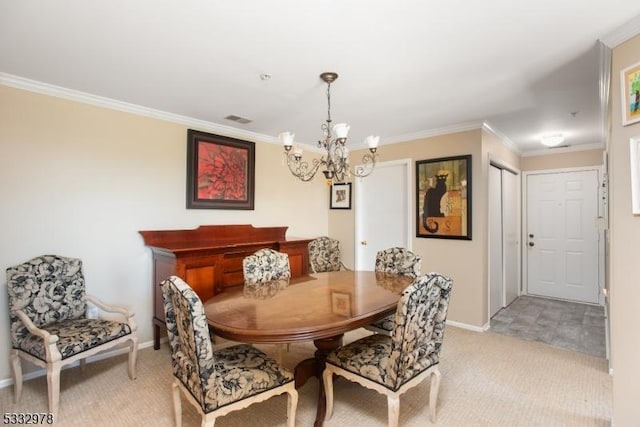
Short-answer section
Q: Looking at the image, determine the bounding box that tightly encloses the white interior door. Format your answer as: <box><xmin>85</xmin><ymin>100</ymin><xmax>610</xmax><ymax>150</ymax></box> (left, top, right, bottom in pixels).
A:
<box><xmin>490</xmin><ymin>165</ymin><xmax>520</xmax><ymax>318</ymax></box>
<box><xmin>526</xmin><ymin>170</ymin><xmax>599</xmax><ymax>303</ymax></box>
<box><xmin>503</xmin><ymin>168</ymin><xmax>520</xmax><ymax>306</ymax></box>
<box><xmin>355</xmin><ymin>160</ymin><xmax>411</xmax><ymax>270</ymax></box>
<box><xmin>489</xmin><ymin>165</ymin><xmax>504</xmax><ymax>317</ymax></box>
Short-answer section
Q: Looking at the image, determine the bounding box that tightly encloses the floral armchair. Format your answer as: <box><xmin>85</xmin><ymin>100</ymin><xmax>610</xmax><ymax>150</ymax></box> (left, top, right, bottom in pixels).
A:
<box><xmin>6</xmin><ymin>255</ymin><xmax>138</xmax><ymax>417</ymax></box>
<box><xmin>308</xmin><ymin>236</ymin><xmax>349</xmax><ymax>273</ymax></box>
<box><xmin>367</xmin><ymin>247</ymin><xmax>423</xmax><ymax>335</ymax></box>
<box><xmin>323</xmin><ymin>272</ymin><xmax>453</xmax><ymax>427</ymax></box>
<box><xmin>160</xmin><ymin>276</ymin><xmax>297</xmax><ymax>427</ymax></box>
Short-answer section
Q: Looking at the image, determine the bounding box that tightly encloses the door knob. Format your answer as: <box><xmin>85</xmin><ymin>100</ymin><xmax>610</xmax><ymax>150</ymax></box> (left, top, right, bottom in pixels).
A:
<box><xmin>529</xmin><ymin>233</ymin><xmax>534</xmax><ymax>238</ymax></box>
<box><xmin>528</xmin><ymin>242</ymin><xmax>535</xmax><ymax>247</ymax></box>
<box><xmin>360</xmin><ymin>240</ymin><xmax>368</xmax><ymax>245</ymax></box>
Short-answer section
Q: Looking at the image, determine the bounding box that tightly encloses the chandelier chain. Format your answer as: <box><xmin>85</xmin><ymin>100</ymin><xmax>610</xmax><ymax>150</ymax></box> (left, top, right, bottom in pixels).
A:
<box><xmin>326</xmin><ymin>82</ymin><xmax>332</xmax><ymax>126</ymax></box>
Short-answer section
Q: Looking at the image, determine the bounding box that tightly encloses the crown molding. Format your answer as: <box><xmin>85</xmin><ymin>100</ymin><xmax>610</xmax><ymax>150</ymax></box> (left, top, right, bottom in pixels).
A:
<box><xmin>383</xmin><ymin>120</ymin><xmax>484</xmax><ymax>145</ymax></box>
<box><xmin>3</xmin><ymin>72</ymin><xmax>598</xmax><ymax>157</ymax></box>
<box><xmin>600</xmin><ymin>14</ymin><xmax>640</xmax><ymax>48</ymax></box>
<box><xmin>0</xmin><ymin>72</ymin><xmax>281</xmax><ymax>145</ymax></box>
<box><xmin>481</xmin><ymin>121</ymin><xmax>521</xmax><ymax>154</ymax></box>
<box><xmin>520</xmin><ymin>142</ymin><xmax>605</xmax><ymax>157</ymax></box>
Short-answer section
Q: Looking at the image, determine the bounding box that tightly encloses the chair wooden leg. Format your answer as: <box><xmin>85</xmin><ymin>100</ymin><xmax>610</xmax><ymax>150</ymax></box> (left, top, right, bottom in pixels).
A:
<box><xmin>172</xmin><ymin>381</ymin><xmax>182</xmax><ymax>427</ymax></box>
<box><xmin>322</xmin><ymin>368</ymin><xmax>335</xmax><ymax>419</ymax></box>
<box><xmin>10</xmin><ymin>350</ymin><xmax>22</xmax><ymax>403</ymax></box>
<box><xmin>429</xmin><ymin>368</ymin><xmax>441</xmax><ymax>422</ymax></box>
<box><xmin>47</xmin><ymin>361</ymin><xmax>62</xmax><ymax>417</ymax></box>
<box><xmin>274</xmin><ymin>344</ymin><xmax>284</xmax><ymax>365</ymax></box>
<box><xmin>128</xmin><ymin>336</ymin><xmax>139</xmax><ymax>380</ymax></box>
<box><xmin>387</xmin><ymin>395</ymin><xmax>400</xmax><ymax>427</ymax></box>
<box><xmin>286</xmin><ymin>388</ymin><xmax>298</xmax><ymax>427</ymax></box>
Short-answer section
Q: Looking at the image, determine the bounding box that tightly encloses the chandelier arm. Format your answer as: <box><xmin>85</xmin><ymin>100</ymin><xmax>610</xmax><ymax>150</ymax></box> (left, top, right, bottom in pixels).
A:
<box><xmin>284</xmin><ymin>153</ymin><xmax>325</xmax><ymax>182</ymax></box>
<box><xmin>350</xmin><ymin>153</ymin><xmax>378</xmax><ymax>178</ymax></box>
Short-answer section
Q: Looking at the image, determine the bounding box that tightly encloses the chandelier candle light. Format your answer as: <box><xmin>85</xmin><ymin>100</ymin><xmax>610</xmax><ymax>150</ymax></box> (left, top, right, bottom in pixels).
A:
<box><xmin>279</xmin><ymin>72</ymin><xmax>380</xmax><ymax>183</ymax></box>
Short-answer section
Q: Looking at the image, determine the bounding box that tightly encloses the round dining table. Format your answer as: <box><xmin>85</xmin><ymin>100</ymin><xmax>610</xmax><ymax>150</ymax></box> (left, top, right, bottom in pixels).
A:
<box><xmin>204</xmin><ymin>270</ymin><xmax>414</xmax><ymax>427</ymax></box>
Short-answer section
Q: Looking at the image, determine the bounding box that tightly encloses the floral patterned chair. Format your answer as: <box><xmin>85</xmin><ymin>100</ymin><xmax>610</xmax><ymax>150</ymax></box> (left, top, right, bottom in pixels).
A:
<box><xmin>366</xmin><ymin>247</ymin><xmax>422</xmax><ymax>335</ymax></box>
<box><xmin>323</xmin><ymin>272</ymin><xmax>453</xmax><ymax>427</ymax></box>
<box><xmin>242</xmin><ymin>248</ymin><xmax>291</xmax><ymax>359</ymax></box>
<box><xmin>160</xmin><ymin>276</ymin><xmax>297</xmax><ymax>427</ymax></box>
<box><xmin>308</xmin><ymin>236</ymin><xmax>349</xmax><ymax>273</ymax></box>
<box><xmin>6</xmin><ymin>255</ymin><xmax>138</xmax><ymax>417</ymax></box>
<box><xmin>242</xmin><ymin>248</ymin><xmax>291</xmax><ymax>288</ymax></box>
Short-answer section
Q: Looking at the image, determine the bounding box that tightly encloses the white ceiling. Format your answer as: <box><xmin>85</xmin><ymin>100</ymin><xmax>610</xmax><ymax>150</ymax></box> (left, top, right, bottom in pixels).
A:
<box><xmin>1</xmin><ymin>1</ymin><xmax>640</xmax><ymax>154</ymax></box>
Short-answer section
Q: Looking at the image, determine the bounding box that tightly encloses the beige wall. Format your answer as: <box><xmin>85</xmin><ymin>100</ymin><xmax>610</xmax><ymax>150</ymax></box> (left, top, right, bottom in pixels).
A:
<box><xmin>521</xmin><ymin>149</ymin><xmax>604</xmax><ymax>171</ymax></box>
<box><xmin>609</xmin><ymin>34</ymin><xmax>640</xmax><ymax>425</ymax></box>
<box><xmin>0</xmin><ymin>85</ymin><xmax>328</xmax><ymax>382</ymax></box>
<box><xmin>330</xmin><ymin>129</ymin><xmax>520</xmax><ymax>328</ymax></box>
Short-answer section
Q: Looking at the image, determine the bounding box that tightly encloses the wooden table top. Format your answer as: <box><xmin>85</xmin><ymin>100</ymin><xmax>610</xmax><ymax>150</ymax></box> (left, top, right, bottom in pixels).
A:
<box><xmin>204</xmin><ymin>270</ymin><xmax>414</xmax><ymax>343</ymax></box>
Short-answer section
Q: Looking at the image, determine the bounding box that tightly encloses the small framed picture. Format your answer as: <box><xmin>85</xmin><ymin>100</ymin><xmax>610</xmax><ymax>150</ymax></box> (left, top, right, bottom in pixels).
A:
<box><xmin>330</xmin><ymin>183</ymin><xmax>352</xmax><ymax>209</ymax></box>
<box><xmin>331</xmin><ymin>291</ymin><xmax>352</xmax><ymax>317</ymax></box>
<box><xmin>621</xmin><ymin>61</ymin><xmax>640</xmax><ymax>126</ymax></box>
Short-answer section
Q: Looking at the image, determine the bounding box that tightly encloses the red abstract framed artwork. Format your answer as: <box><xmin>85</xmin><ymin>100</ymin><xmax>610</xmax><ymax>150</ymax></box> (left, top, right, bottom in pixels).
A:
<box><xmin>186</xmin><ymin>129</ymin><xmax>255</xmax><ymax>209</ymax></box>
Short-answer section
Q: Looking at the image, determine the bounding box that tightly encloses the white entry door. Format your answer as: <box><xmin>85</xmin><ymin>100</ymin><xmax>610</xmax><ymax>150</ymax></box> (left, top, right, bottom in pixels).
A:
<box><xmin>526</xmin><ymin>170</ymin><xmax>599</xmax><ymax>303</ymax></box>
<box><xmin>355</xmin><ymin>160</ymin><xmax>411</xmax><ymax>270</ymax></box>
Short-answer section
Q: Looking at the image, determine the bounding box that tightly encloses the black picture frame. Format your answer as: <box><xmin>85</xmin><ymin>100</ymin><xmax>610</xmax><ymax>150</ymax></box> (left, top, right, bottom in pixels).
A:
<box><xmin>416</xmin><ymin>155</ymin><xmax>472</xmax><ymax>239</ymax></box>
<box><xmin>330</xmin><ymin>183</ymin><xmax>352</xmax><ymax>209</ymax></box>
<box><xmin>186</xmin><ymin>129</ymin><xmax>255</xmax><ymax>210</ymax></box>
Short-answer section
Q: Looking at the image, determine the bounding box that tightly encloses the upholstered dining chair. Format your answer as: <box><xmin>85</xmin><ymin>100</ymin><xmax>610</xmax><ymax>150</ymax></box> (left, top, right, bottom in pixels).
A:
<box><xmin>323</xmin><ymin>272</ymin><xmax>453</xmax><ymax>427</ymax></box>
<box><xmin>366</xmin><ymin>247</ymin><xmax>422</xmax><ymax>335</ymax></box>
<box><xmin>242</xmin><ymin>247</ymin><xmax>291</xmax><ymax>288</ymax></box>
<box><xmin>160</xmin><ymin>275</ymin><xmax>298</xmax><ymax>427</ymax></box>
<box><xmin>308</xmin><ymin>236</ymin><xmax>349</xmax><ymax>273</ymax></box>
<box><xmin>242</xmin><ymin>247</ymin><xmax>291</xmax><ymax>359</ymax></box>
<box><xmin>6</xmin><ymin>255</ymin><xmax>138</xmax><ymax>417</ymax></box>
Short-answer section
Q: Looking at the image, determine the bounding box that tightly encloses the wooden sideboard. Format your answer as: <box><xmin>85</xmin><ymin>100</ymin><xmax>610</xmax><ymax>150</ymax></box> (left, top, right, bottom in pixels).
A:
<box><xmin>139</xmin><ymin>224</ymin><xmax>313</xmax><ymax>349</ymax></box>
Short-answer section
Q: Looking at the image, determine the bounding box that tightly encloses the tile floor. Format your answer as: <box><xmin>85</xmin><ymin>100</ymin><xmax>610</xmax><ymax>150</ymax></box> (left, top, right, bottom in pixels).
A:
<box><xmin>489</xmin><ymin>295</ymin><xmax>607</xmax><ymax>358</ymax></box>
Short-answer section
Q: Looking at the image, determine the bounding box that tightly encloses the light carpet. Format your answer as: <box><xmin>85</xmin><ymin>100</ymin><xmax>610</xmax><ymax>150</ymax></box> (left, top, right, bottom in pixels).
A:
<box><xmin>0</xmin><ymin>326</ymin><xmax>611</xmax><ymax>426</ymax></box>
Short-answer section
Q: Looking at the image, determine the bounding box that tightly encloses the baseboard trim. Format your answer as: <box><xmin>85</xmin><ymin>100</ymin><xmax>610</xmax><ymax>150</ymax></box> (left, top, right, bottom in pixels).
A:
<box><xmin>446</xmin><ymin>319</ymin><xmax>490</xmax><ymax>332</ymax></box>
<box><xmin>0</xmin><ymin>337</ymin><xmax>163</xmax><ymax>389</ymax></box>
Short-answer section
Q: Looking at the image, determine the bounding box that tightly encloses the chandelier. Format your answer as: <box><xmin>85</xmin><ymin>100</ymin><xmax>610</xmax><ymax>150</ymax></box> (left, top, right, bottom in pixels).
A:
<box><xmin>279</xmin><ymin>72</ymin><xmax>380</xmax><ymax>183</ymax></box>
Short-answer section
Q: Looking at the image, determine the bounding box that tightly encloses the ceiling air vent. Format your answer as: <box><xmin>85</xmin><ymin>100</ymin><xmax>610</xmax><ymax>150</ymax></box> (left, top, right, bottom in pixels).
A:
<box><xmin>225</xmin><ymin>115</ymin><xmax>252</xmax><ymax>124</ymax></box>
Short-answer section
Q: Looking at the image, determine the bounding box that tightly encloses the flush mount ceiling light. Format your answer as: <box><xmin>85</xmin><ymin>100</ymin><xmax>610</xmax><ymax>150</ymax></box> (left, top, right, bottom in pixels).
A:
<box><xmin>540</xmin><ymin>133</ymin><xmax>565</xmax><ymax>147</ymax></box>
<box><xmin>278</xmin><ymin>72</ymin><xmax>380</xmax><ymax>183</ymax></box>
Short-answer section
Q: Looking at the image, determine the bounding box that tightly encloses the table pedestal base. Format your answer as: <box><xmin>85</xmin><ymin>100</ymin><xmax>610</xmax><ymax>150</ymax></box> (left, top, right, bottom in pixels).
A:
<box><xmin>294</xmin><ymin>334</ymin><xmax>344</xmax><ymax>427</ymax></box>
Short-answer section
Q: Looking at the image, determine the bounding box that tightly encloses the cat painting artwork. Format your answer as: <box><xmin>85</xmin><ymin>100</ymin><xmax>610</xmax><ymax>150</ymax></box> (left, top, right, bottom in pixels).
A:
<box><xmin>416</xmin><ymin>155</ymin><xmax>472</xmax><ymax>240</ymax></box>
<box><xmin>421</xmin><ymin>174</ymin><xmax>448</xmax><ymax>233</ymax></box>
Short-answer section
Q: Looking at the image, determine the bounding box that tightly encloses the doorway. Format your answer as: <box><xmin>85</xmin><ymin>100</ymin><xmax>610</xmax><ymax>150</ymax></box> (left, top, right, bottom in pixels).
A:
<box><xmin>354</xmin><ymin>159</ymin><xmax>412</xmax><ymax>270</ymax></box>
<box><xmin>489</xmin><ymin>163</ymin><xmax>520</xmax><ymax>318</ymax></box>
<box><xmin>524</xmin><ymin>169</ymin><xmax>600</xmax><ymax>303</ymax></box>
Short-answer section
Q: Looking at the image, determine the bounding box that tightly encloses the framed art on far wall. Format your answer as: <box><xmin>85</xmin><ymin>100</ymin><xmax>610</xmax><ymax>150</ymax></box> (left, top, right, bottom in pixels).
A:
<box><xmin>186</xmin><ymin>129</ymin><xmax>255</xmax><ymax>209</ymax></box>
<box><xmin>621</xmin><ymin>61</ymin><xmax>640</xmax><ymax>126</ymax></box>
<box><xmin>416</xmin><ymin>155</ymin><xmax>472</xmax><ymax>239</ymax></box>
<box><xmin>330</xmin><ymin>182</ymin><xmax>352</xmax><ymax>209</ymax></box>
